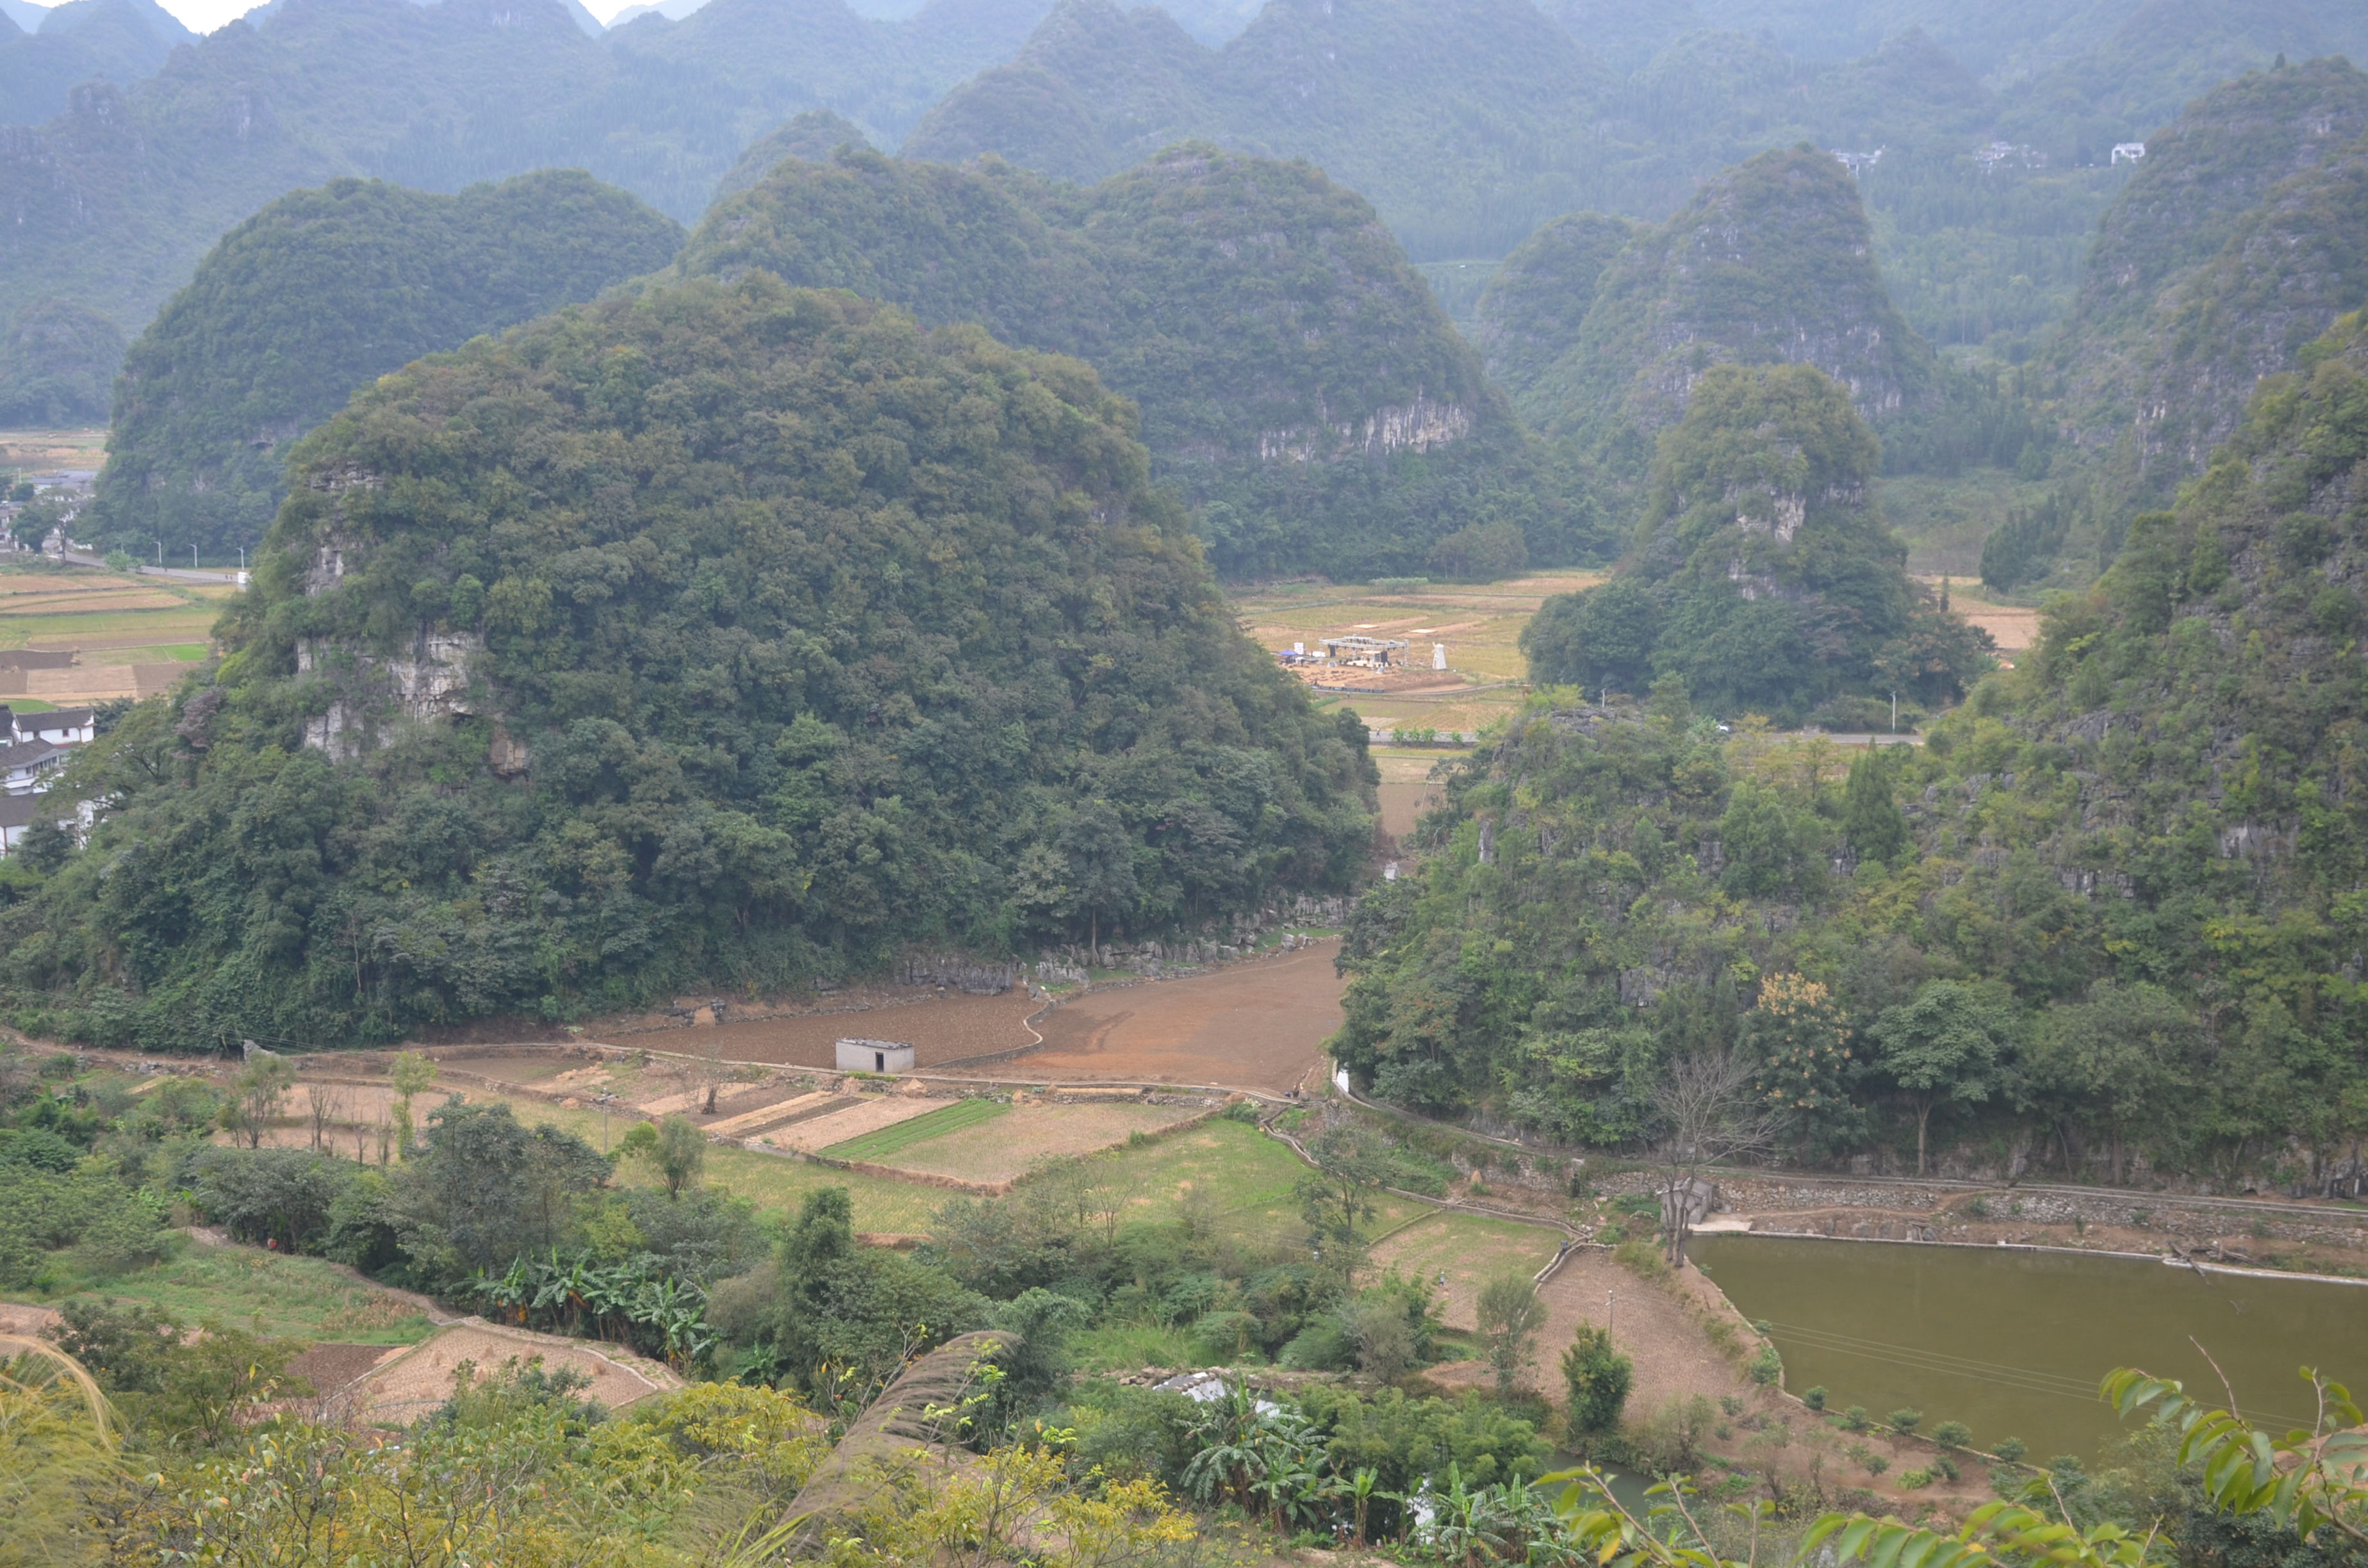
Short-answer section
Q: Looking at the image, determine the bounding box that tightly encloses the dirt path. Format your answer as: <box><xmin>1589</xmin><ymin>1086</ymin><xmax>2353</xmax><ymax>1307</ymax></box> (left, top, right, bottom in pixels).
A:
<box><xmin>1012</xmin><ymin>941</ymin><xmax>1345</xmax><ymax>1093</ymax></box>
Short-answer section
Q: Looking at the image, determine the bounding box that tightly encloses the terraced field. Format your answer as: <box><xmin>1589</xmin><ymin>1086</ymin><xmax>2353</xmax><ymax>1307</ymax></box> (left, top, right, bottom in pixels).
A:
<box><xmin>822</xmin><ymin>1096</ymin><xmax>1008</xmax><ymax>1161</ymax></box>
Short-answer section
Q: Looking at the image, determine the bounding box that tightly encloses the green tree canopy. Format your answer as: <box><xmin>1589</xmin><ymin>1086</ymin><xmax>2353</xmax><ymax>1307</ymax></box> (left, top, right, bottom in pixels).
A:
<box><xmin>5</xmin><ymin>277</ymin><xmax>1372</xmax><ymax>1052</ymax></box>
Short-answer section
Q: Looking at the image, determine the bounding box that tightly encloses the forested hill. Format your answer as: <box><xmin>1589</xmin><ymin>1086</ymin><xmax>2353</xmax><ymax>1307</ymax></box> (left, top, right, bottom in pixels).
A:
<box><xmin>1518</xmin><ymin>361</ymin><xmax>1990</xmax><ymax>727</ymax></box>
<box><xmin>91</xmin><ymin>172</ymin><xmax>686</xmax><ymax>561</ymax></box>
<box><xmin>0</xmin><ymin>0</ymin><xmax>188</xmax><ymax>124</ymax></box>
<box><xmin>1476</xmin><ymin>148</ymin><xmax>1937</xmax><ymax>461</ymax></box>
<box><xmin>2050</xmin><ymin>59</ymin><xmax>2368</xmax><ymax>527</ymax></box>
<box><xmin>1340</xmin><ymin>309</ymin><xmax>2368</xmax><ymax>1186</ymax></box>
<box><xmin>677</xmin><ymin>142</ymin><xmax>1583</xmax><ymax>576</ymax></box>
<box><xmin>0</xmin><ymin>0</ymin><xmax>1047</xmax><ymax>382</ymax></box>
<box><xmin>3</xmin><ymin>277</ymin><xmax>1374</xmax><ymax>1052</ymax></box>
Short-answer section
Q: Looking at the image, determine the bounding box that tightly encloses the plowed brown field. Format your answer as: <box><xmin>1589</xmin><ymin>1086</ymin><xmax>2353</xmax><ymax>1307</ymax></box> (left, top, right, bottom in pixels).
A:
<box><xmin>1014</xmin><ymin>940</ymin><xmax>1344</xmax><ymax>1093</ymax></box>
<box><xmin>673</xmin><ymin>988</ymin><xmax>1044</xmax><ymax>1070</ymax></box>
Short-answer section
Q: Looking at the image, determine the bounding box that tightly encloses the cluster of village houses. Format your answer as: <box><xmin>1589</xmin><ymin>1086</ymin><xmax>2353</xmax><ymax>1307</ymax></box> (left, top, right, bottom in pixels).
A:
<box><xmin>0</xmin><ymin>701</ymin><xmax>97</xmax><ymax>856</ymax></box>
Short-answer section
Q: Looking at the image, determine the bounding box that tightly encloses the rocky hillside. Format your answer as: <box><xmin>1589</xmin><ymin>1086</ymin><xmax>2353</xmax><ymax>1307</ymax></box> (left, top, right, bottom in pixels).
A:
<box><xmin>3</xmin><ymin>275</ymin><xmax>1374</xmax><ymax>1051</ymax></box>
<box><xmin>91</xmin><ymin>172</ymin><xmax>684</xmax><ymax>560</ymax></box>
<box><xmin>1520</xmin><ymin>361</ymin><xmax>1987</xmax><ymax>724</ymax></box>
<box><xmin>1339</xmin><ymin>309</ymin><xmax>2368</xmax><ymax>1183</ymax></box>
<box><xmin>2052</xmin><ymin>59</ymin><xmax>2368</xmax><ymax>520</ymax></box>
<box><xmin>1479</xmin><ymin>149</ymin><xmax>1938</xmax><ymax>462</ymax></box>
<box><xmin>679</xmin><ymin>141</ymin><xmax>1581</xmax><ymax>575</ymax></box>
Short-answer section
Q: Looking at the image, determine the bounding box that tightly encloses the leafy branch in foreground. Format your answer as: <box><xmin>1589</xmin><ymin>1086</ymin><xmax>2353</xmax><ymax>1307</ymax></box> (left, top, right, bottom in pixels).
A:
<box><xmin>2104</xmin><ymin>1367</ymin><xmax>2368</xmax><ymax>1548</ymax></box>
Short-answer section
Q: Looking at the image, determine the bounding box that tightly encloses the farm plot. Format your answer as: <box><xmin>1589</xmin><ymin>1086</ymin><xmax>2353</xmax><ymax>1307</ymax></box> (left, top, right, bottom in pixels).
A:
<box><xmin>349</xmin><ymin>1323</ymin><xmax>678</xmax><ymax>1426</ymax></box>
<box><xmin>821</xmin><ymin>1096</ymin><xmax>1007</xmax><ymax>1161</ymax></box>
<box><xmin>673</xmin><ymin>989</ymin><xmax>1042</xmax><ymax>1070</ymax></box>
<box><xmin>1017</xmin><ymin>940</ymin><xmax>1345</xmax><ymax>1093</ymax></box>
<box><xmin>854</xmin><ymin>1101</ymin><xmax>1205</xmax><ymax>1185</ymax></box>
<box><xmin>758</xmin><ymin>1093</ymin><xmax>941</xmax><ymax>1153</ymax></box>
<box><xmin>1368</xmin><ymin>1212</ymin><xmax>1563</xmax><ymax>1331</ymax></box>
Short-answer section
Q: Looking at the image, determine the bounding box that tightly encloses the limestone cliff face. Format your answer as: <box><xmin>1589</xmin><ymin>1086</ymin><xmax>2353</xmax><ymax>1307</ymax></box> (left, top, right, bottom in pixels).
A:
<box><xmin>2052</xmin><ymin>61</ymin><xmax>2368</xmax><ymax>510</ymax></box>
<box><xmin>1488</xmin><ymin>147</ymin><xmax>1938</xmax><ymax>454</ymax></box>
<box><xmin>288</xmin><ymin>470</ymin><xmax>496</xmax><ymax>762</ymax></box>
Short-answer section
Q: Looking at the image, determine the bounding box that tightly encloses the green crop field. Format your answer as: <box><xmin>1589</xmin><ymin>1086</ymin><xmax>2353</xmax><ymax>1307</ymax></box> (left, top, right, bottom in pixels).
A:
<box><xmin>822</xmin><ymin>1097</ymin><xmax>1008</xmax><ymax>1162</ymax></box>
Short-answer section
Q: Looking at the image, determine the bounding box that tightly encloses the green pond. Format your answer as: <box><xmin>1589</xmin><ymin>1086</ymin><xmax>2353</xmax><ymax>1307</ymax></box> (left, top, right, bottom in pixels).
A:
<box><xmin>1690</xmin><ymin>1235</ymin><xmax>2368</xmax><ymax>1463</ymax></box>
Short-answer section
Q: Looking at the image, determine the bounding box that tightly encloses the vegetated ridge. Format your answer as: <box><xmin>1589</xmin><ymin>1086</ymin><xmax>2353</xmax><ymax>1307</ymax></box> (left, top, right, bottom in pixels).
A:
<box><xmin>90</xmin><ymin>171</ymin><xmax>686</xmax><ymax>560</ymax></box>
<box><xmin>1345</xmin><ymin>309</ymin><xmax>2368</xmax><ymax>1187</ymax></box>
<box><xmin>0</xmin><ymin>0</ymin><xmax>189</xmax><ymax>124</ymax></box>
<box><xmin>1478</xmin><ymin>148</ymin><xmax>1939</xmax><ymax>458</ymax></box>
<box><xmin>1519</xmin><ymin>360</ymin><xmax>1991</xmax><ymax>728</ymax></box>
<box><xmin>678</xmin><ymin>140</ymin><xmax>1586</xmax><ymax>576</ymax></box>
<box><xmin>2047</xmin><ymin>58</ymin><xmax>2368</xmax><ymax>550</ymax></box>
<box><xmin>1</xmin><ymin>276</ymin><xmax>1375</xmax><ymax>1051</ymax></box>
<box><xmin>0</xmin><ymin>0</ymin><xmax>1051</xmax><ymax>379</ymax></box>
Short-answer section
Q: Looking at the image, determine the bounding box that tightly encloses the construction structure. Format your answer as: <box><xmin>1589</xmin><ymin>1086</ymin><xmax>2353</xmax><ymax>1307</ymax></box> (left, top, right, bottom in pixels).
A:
<box><xmin>1318</xmin><ymin>634</ymin><xmax>1410</xmax><ymax>669</ymax></box>
<box><xmin>837</xmin><ymin>1038</ymin><xmax>916</xmax><ymax>1074</ymax></box>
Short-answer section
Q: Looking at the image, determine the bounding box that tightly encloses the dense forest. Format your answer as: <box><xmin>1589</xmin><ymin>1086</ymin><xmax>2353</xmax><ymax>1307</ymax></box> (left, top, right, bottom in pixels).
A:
<box><xmin>680</xmin><ymin>140</ymin><xmax>1583</xmax><ymax>575</ymax></box>
<box><xmin>4</xmin><ymin>0</ymin><xmax>2357</xmax><ymax>415</ymax></box>
<box><xmin>1519</xmin><ymin>363</ymin><xmax>1990</xmax><ymax>726</ymax></box>
<box><xmin>1345</xmin><ymin>309</ymin><xmax>2368</xmax><ymax>1188</ymax></box>
<box><xmin>2036</xmin><ymin>60</ymin><xmax>2368</xmax><ymax>571</ymax></box>
<box><xmin>0</xmin><ymin>277</ymin><xmax>1374</xmax><ymax>1051</ymax></box>
<box><xmin>91</xmin><ymin>170</ymin><xmax>685</xmax><ymax>560</ymax></box>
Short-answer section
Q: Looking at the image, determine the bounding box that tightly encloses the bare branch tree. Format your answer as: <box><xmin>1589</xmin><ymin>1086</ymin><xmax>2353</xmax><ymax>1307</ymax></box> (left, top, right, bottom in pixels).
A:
<box><xmin>1651</xmin><ymin>1048</ymin><xmax>1780</xmax><ymax>1266</ymax></box>
<box><xmin>305</xmin><ymin>1082</ymin><xmax>346</xmax><ymax>1151</ymax></box>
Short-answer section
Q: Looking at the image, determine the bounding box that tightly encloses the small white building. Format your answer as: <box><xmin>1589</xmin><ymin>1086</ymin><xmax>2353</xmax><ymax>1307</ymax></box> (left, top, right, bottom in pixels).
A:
<box><xmin>837</xmin><ymin>1038</ymin><xmax>915</xmax><ymax>1074</ymax></box>
<box><xmin>2112</xmin><ymin>142</ymin><xmax>2146</xmax><ymax>165</ymax></box>
<box><xmin>16</xmin><ymin>706</ymin><xmax>94</xmax><ymax>746</ymax></box>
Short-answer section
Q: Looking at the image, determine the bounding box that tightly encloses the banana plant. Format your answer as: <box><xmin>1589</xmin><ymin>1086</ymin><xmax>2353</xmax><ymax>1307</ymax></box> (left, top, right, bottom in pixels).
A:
<box><xmin>1347</xmin><ymin>1465</ymin><xmax>1381</xmax><ymax>1547</ymax></box>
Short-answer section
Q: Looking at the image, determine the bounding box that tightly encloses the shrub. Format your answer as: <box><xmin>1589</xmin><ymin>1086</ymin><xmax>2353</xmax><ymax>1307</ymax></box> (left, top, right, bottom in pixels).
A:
<box><xmin>1841</xmin><ymin>1405</ymin><xmax>1870</xmax><ymax>1431</ymax></box>
<box><xmin>1900</xmin><ymin>1467</ymin><xmax>1933</xmax><ymax>1488</ymax></box>
<box><xmin>1931</xmin><ymin>1419</ymin><xmax>1972</xmax><ymax>1448</ymax></box>
<box><xmin>1747</xmin><ymin>1344</ymin><xmax>1781</xmax><ymax>1385</ymax></box>
<box><xmin>1993</xmin><ymin>1436</ymin><xmax>2027</xmax><ymax>1463</ymax></box>
<box><xmin>1613</xmin><ymin>1239</ymin><xmax>1668</xmax><ymax>1280</ymax></box>
<box><xmin>1888</xmin><ymin>1407</ymin><xmax>1923</xmax><ymax>1434</ymax></box>
<box><xmin>1188</xmin><ymin>1310</ymin><xmax>1262</xmax><ymax>1364</ymax></box>
<box><xmin>1803</xmin><ymin>1385</ymin><xmax>1827</xmax><ymax>1410</ymax></box>
<box><xmin>1865</xmin><ymin>1454</ymin><xmax>1889</xmax><ymax>1477</ymax></box>
<box><xmin>1936</xmin><ymin>1455</ymin><xmax>1959</xmax><ymax>1482</ymax></box>
<box><xmin>1560</xmin><ymin>1325</ymin><xmax>1632</xmax><ymax>1437</ymax></box>
<box><xmin>1632</xmin><ymin>1394</ymin><xmax>1714</xmax><ymax>1472</ymax></box>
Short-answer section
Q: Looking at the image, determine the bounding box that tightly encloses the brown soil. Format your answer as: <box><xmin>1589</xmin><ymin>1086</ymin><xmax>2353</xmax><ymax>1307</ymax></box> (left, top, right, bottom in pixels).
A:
<box><xmin>651</xmin><ymin>989</ymin><xmax>1043</xmax><ymax>1072</ymax></box>
<box><xmin>1012</xmin><ymin>941</ymin><xmax>1344</xmax><ymax>1093</ymax></box>
<box><xmin>877</xmin><ymin>1102</ymin><xmax>1208</xmax><ymax>1184</ymax></box>
<box><xmin>1377</xmin><ymin>780</ymin><xmax>1443</xmax><ymax>840</ymax></box>
<box><xmin>351</xmin><ymin>1321</ymin><xmax>677</xmax><ymax>1425</ymax></box>
<box><xmin>766</xmin><ymin>1094</ymin><xmax>941</xmax><ymax>1152</ymax></box>
<box><xmin>288</xmin><ymin>1341</ymin><xmax>404</xmax><ymax>1398</ymax></box>
<box><xmin>1533</xmin><ymin>1251</ymin><xmax>1751</xmax><ymax>1416</ymax></box>
<box><xmin>0</xmin><ymin>1300</ymin><xmax>62</xmax><ymax>1337</ymax></box>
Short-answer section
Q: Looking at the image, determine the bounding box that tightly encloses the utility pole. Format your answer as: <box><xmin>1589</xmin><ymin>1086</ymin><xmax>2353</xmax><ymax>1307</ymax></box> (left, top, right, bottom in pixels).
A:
<box><xmin>1891</xmin><ymin>690</ymin><xmax>1898</xmax><ymax>733</ymax></box>
<box><xmin>1607</xmin><ymin>1289</ymin><xmax>1615</xmax><ymax>1335</ymax></box>
<box><xmin>155</xmin><ymin>540</ymin><xmax>161</xmax><ymax>567</ymax></box>
<box><xmin>190</xmin><ymin>546</ymin><xmax>197</xmax><ymax>569</ymax></box>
